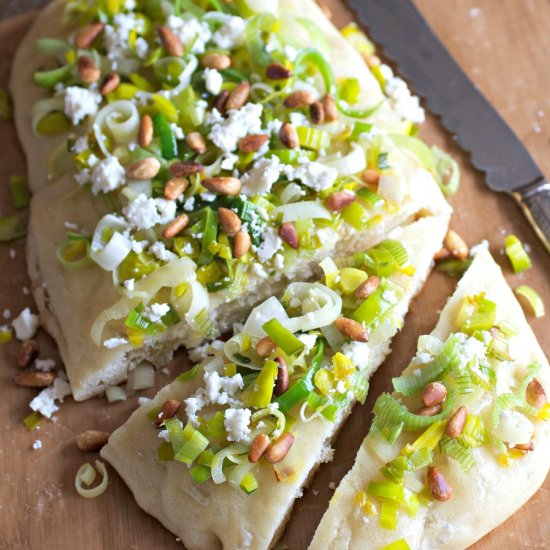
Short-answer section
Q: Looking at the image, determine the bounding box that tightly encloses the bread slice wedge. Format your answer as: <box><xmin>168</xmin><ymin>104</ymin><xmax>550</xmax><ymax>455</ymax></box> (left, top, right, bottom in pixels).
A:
<box><xmin>310</xmin><ymin>246</ymin><xmax>550</xmax><ymax>550</ymax></box>
<box><xmin>100</xmin><ymin>214</ymin><xmax>449</xmax><ymax>550</ymax></box>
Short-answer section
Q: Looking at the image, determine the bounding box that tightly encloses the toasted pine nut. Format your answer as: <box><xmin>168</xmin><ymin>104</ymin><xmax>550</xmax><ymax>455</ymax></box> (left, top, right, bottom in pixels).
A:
<box><xmin>154</xmin><ymin>399</ymin><xmax>181</xmax><ymax>427</ymax></box>
<box><xmin>201</xmin><ymin>52</ymin><xmax>231</xmax><ymax>70</ymax></box>
<box><xmin>126</xmin><ymin>157</ymin><xmax>161</xmax><ymax>180</ymax></box>
<box><xmin>279</xmin><ymin>123</ymin><xmax>299</xmax><ymax>149</ymax></box>
<box><xmin>232</xmin><ymin>231</ymin><xmax>251</xmax><ymax>258</ymax></box>
<box><xmin>14</xmin><ymin>371</ymin><xmax>55</xmax><ymax>388</ymax></box>
<box><xmin>274</xmin><ymin>357</ymin><xmax>289</xmax><ymax>396</ymax></box>
<box><xmin>355</xmin><ymin>276</ymin><xmax>380</xmax><ymax>300</ymax></box>
<box><xmin>322</xmin><ymin>94</ymin><xmax>338</xmax><ymax>122</ymax></box>
<box><xmin>248</xmin><ymin>433</ymin><xmax>270</xmax><ymax>463</ymax></box>
<box><xmin>169</xmin><ymin>161</ymin><xmax>204</xmax><ymax>177</ymax></box>
<box><xmin>138</xmin><ymin>114</ymin><xmax>153</xmax><ymax>148</ymax></box>
<box><xmin>225</xmin><ymin>81</ymin><xmax>250</xmax><ymax>111</ymax></box>
<box><xmin>75</xmin><ymin>22</ymin><xmax>105</xmax><ymax>49</ymax></box>
<box><xmin>264</xmin><ymin>432</ymin><xmax>295</xmax><ymax>463</ymax></box>
<box><xmin>17</xmin><ymin>340</ymin><xmax>39</xmax><ymax>369</ymax></box>
<box><xmin>202</xmin><ymin>176</ymin><xmax>241</xmax><ymax>196</ymax></box>
<box><xmin>361</xmin><ymin>169</ymin><xmax>380</xmax><ymax>186</ymax></box>
<box><xmin>284</xmin><ymin>90</ymin><xmax>316</xmax><ymax>108</ymax></box>
<box><xmin>215</xmin><ymin>89</ymin><xmax>229</xmax><ymax>113</ymax></box>
<box><xmin>99</xmin><ymin>72</ymin><xmax>120</xmax><ymax>95</ymax></box>
<box><xmin>309</xmin><ymin>100</ymin><xmax>325</xmax><ymax>125</ymax></box>
<box><xmin>158</xmin><ymin>26</ymin><xmax>184</xmax><ymax>57</ymax></box>
<box><xmin>446</xmin><ymin>406</ymin><xmax>467</xmax><ymax>438</ymax></box>
<box><xmin>427</xmin><ymin>466</ymin><xmax>453</xmax><ymax>501</ymax></box>
<box><xmin>334</xmin><ymin>317</ymin><xmax>368</xmax><ymax>342</ymax></box>
<box><xmin>163</xmin><ymin>214</ymin><xmax>189</xmax><ymax>239</ymax></box>
<box><xmin>326</xmin><ymin>190</ymin><xmax>355</xmax><ymax>212</ymax></box>
<box><xmin>186</xmin><ymin>132</ymin><xmax>207</xmax><ymax>154</ymax></box>
<box><xmin>434</xmin><ymin>247</ymin><xmax>451</xmax><ymax>261</ymax></box>
<box><xmin>217</xmin><ymin>207</ymin><xmax>242</xmax><ymax>236</ymax></box>
<box><xmin>416</xmin><ymin>404</ymin><xmax>443</xmax><ymax>417</ymax></box>
<box><xmin>278</xmin><ymin>222</ymin><xmax>299</xmax><ymax>249</ymax></box>
<box><xmin>238</xmin><ymin>134</ymin><xmax>269</xmax><ymax>154</ymax></box>
<box><xmin>76</xmin><ymin>430</ymin><xmax>110</xmax><ymax>452</ymax></box>
<box><xmin>514</xmin><ymin>440</ymin><xmax>535</xmax><ymax>452</ymax></box>
<box><xmin>164</xmin><ymin>177</ymin><xmax>189</xmax><ymax>201</ymax></box>
<box><xmin>444</xmin><ymin>230</ymin><xmax>468</xmax><ymax>260</ymax></box>
<box><xmin>526</xmin><ymin>378</ymin><xmax>547</xmax><ymax>409</ymax></box>
<box><xmin>78</xmin><ymin>56</ymin><xmax>101</xmax><ymax>83</ymax></box>
<box><xmin>255</xmin><ymin>336</ymin><xmax>276</xmax><ymax>357</ymax></box>
<box><xmin>266</xmin><ymin>63</ymin><xmax>292</xmax><ymax>80</ymax></box>
<box><xmin>422</xmin><ymin>381</ymin><xmax>447</xmax><ymax>407</ymax></box>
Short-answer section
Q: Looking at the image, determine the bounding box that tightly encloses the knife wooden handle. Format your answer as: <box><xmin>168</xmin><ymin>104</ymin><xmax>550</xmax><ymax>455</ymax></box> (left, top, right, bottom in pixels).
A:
<box><xmin>513</xmin><ymin>180</ymin><xmax>550</xmax><ymax>254</ymax></box>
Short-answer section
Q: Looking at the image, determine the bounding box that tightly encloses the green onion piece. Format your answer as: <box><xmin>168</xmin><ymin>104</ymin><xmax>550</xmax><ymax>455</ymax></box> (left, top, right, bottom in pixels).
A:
<box><xmin>242</xmin><ymin>360</ymin><xmax>278</xmax><ymax>408</ymax></box>
<box><xmin>190</xmin><ymin>464</ymin><xmax>212</xmax><ymax>484</ymax></box>
<box><xmin>348</xmin><ymin>369</ymin><xmax>369</xmax><ymax>404</ymax></box>
<box><xmin>262</xmin><ymin>318</ymin><xmax>304</xmax><ymax>355</ymax></box>
<box><xmin>36</xmin><ymin>38</ymin><xmax>70</xmax><ymax>55</ymax></box>
<box><xmin>294</xmin><ymin>48</ymin><xmax>336</xmax><ymax>96</ymax></box>
<box><xmin>436</xmin><ymin>257</ymin><xmax>472</xmax><ymax>277</ymax></box>
<box><xmin>380</xmin><ymin>539</ymin><xmax>412</xmax><ymax>550</ymax></box>
<box><xmin>245</xmin><ymin>13</ymin><xmax>277</xmax><ymax>68</ymax></box>
<box><xmin>0</xmin><ymin>215</ymin><xmax>26</xmax><ymax>242</ymax></box>
<box><xmin>56</xmin><ymin>238</ymin><xmax>93</xmax><ymax>270</ymax></box>
<box><xmin>457</xmin><ymin>414</ymin><xmax>487</xmax><ymax>448</ymax></box>
<box><xmin>193</xmin><ymin>308</ymin><xmax>217</xmax><ymax>338</ymax></box>
<box><xmin>0</xmin><ymin>327</ymin><xmax>12</xmax><ymax>344</ymax></box>
<box><xmin>9</xmin><ymin>176</ymin><xmax>30</xmax><ymax>209</ymax></box>
<box><xmin>0</xmin><ymin>88</ymin><xmax>11</xmax><ymax>120</ymax></box>
<box><xmin>459</xmin><ymin>294</ymin><xmax>497</xmax><ymax>333</ymax></box>
<box><xmin>337</xmin><ymin>98</ymin><xmax>384</xmax><ymax>120</ymax></box>
<box><xmin>157</xmin><ymin>441</ymin><xmax>175</xmax><ymax>462</ymax></box>
<box><xmin>380</xmin><ymin>455</ymin><xmax>409</xmax><ymax>483</ymax></box>
<box><xmin>152</xmin><ymin>113</ymin><xmax>178</xmax><ymax>160</ymax></box>
<box><xmin>515</xmin><ymin>285</ymin><xmax>545</xmax><ymax>317</ymax></box>
<box><xmin>377</xmin><ymin>239</ymin><xmax>409</xmax><ymax>267</ymax></box>
<box><xmin>439</xmin><ymin>434</ymin><xmax>475</xmax><ymax>472</ymax></box>
<box><xmin>356</xmin><ymin>187</ymin><xmax>384</xmax><ymax>208</ymax></box>
<box><xmin>33</xmin><ymin>64</ymin><xmax>73</xmax><ymax>89</ymax></box>
<box><xmin>367</xmin><ymin>480</ymin><xmax>405</xmax><ymax>502</ymax></box>
<box><xmin>118</xmin><ymin>251</ymin><xmax>157</xmax><ymax>281</ymax></box>
<box><xmin>177</xmin><ymin>364</ymin><xmax>201</xmax><ymax>382</ymax></box>
<box><xmin>275</xmin><ymin>341</ymin><xmax>325</xmax><ymax>413</ymax></box>
<box><xmin>23</xmin><ymin>411</ymin><xmax>42</xmax><ymax>431</ymax></box>
<box><xmin>125</xmin><ymin>303</ymin><xmax>162</xmax><ymax>336</ymax></box>
<box><xmin>379</xmin><ymin>499</ymin><xmax>399</xmax><ymax>530</ymax></box>
<box><xmin>407</xmin><ymin>447</ymin><xmax>433</xmax><ymax>470</ymax></box>
<box><xmin>165</xmin><ymin>419</ymin><xmax>209</xmax><ymax>465</ymax></box>
<box><xmin>431</xmin><ymin>145</ymin><xmax>460</xmax><ymax>196</ymax></box>
<box><xmin>405</xmin><ymin>421</ymin><xmax>446</xmax><ymax>453</ymax></box>
<box><xmin>198</xmin><ymin>207</ymin><xmax>219</xmax><ymax>266</ymax></box>
<box><xmin>505</xmin><ymin>235</ymin><xmax>532</xmax><ymax>273</ymax></box>
<box><xmin>352</xmin><ymin>282</ymin><xmax>400</xmax><ymax>329</ymax></box>
<box><xmin>204</xmin><ymin>411</ymin><xmax>226</xmax><ymax>440</ymax></box>
<box><xmin>392</xmin><ymin>333</ymin><xmax>462</xmax><ymax>396</ymax></box>
<box><xmin>295</xmin><ymin>126</ymin><xmax>330</xmax><ymax>151</ymax></box>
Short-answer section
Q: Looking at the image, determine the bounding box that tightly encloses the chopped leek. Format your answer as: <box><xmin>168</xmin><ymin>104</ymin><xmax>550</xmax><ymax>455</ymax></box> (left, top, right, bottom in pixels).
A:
<box><xmin>242</xmin><ymin>360</ymin><xmax>278</xmax><ymax>408</ymax></box>
<box><xmin>352</xmin><ymin>281</ymin><xmax>401</xmax><ymax>329</ymax></box>
<box><xmin>198</xmin><ymin>207</ymin><xmax>219</xmax><ymax>266</ymax></box>
<box><xmin>157</xmin><ymin>441</ymin><xmax>175</xmax><ymax>462</ymax></box>
<box><xmin>432</xmin><ymin>146</ymin><xmax>460</xmax><ymax>196</ymax></box>
<box><xmin>381</xmin><ymin>539</ymin><xmax>412</xmax><ymax>550</ymax></box>
<box><xmin>0</xmin><ymin>215</ymin><xmax>26</xmax><ymax>242</ymax></box>
<box><xmin>177</xmin><ymin>364</ymin><xmax>201</xmax><ymax>382</ymax></box>
<box><xmin>439</xmin><ymin>435</ymin><xmax>475</xmax><ymax>472</ymax></box>
<box><xmin>293</xmin><ymin>48</ymin><xmax>336</xmax><ymax>96</ymax></box>
<box><xmin>8</xmin><ymin>176</ymin><xmax>29</xmax><ymax>209</ymax></box>
<box><xmin>262</xmin><ymin>318</ymin><xmax>304</xmax><ymax>355</ymax></box>
<box><xmin>23</xmin><ymin>411</ymin><xmax>42</xmax><ymax>431</ymax></box>
<box><xmin>245</xmin><ymin>13</ymin><xmax>277</xmax><ymax>68</ymax></box>
<box><xmin>56</xmin><ymin>237</ymin><xmax>93</xmax><ymax>270</ymax></box>
<box><xmin>165</xmin><ymin>419</ymin><xmax>209</xmax><ymax>465</ymax></box>
<box><xmin>436</xmin><ymin>257</ymin><xmax>472</xmax><ymax>277</ymax></box>
<box><xmin>515</xmin><ymin>285</ymin><xmax>545</xmax><ymax>318</ymax></box>
<box><xmin>505</xmin><ymin>235</ymin><xmax>532</xmax><ymax>273</ymax></box>
<box><xmin>379</xmin><ymin>499</ymin><xmax>399</xmax><ymax>530</ymax></box>
<box><xmin>0</xmin><ymin>327</ymin><xmax>12</xmax><ymax>344</ymax></box>
<box><xmin>296</xmin><ymin>126</ymin><xmax>330</xmax><ymax>151</ymax></box>
<box><xmin>153</xmin><ymin>113</ymin><xmax>178</xmax><ymax>160</ymax></box>
<box><xmin>34</xmin><ymin>64</ymin><xmax>73</xmax><ymax>89</ymax></box>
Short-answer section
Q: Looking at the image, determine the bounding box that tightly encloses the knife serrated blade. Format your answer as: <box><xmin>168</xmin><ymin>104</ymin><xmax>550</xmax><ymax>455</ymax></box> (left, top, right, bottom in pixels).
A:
<box><xmin>345</xmin><ymin>0</ymin><xmax>550</xmax><ymax>253</ymax></box>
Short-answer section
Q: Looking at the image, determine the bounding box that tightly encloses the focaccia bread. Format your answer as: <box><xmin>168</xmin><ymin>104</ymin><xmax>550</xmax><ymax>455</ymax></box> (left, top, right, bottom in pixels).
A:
<box><xmin>101</xmin><ymin>215</ymin><xmax>448</xmax><ymax>550</ymax></box>
<box><xmin>16</xmin><ymin>0</ymin><xmax>452</xmax><ymax>399</ymax></box>
<box><xmin>310</xmin><ymin>246</ymin><xmax>550</xmax><ymax>550</ymax></box>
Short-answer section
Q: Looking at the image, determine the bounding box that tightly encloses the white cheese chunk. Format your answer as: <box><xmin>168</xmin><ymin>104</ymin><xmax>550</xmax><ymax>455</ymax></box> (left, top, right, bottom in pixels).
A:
<box><xmin>208</xmin><ymin>103</ymin><xmax>263</xmax><ymax>153</ymax></box>
<box><xmin>241</xmin><ymin>156</ymin><xmax>281</xmax><ymax>196</ymax></box>
<box><xmin>224</xmin><ymin>407</ymin><xmax>252</xmax><ymax>442</ymax></box>
<box><xmin>212</xmin><ymin>16</ymin><xmax>246</xmax><ymax>49</ymax></box>
<box><xmin>63</xmin><ymin>86</ymin><xmax>101</xmax><ymax>125</ymax></box>
<box><xmin>12</xmin><ymin>308</ymin><xmax>39</xmax><ymax>341</ymax></box>
<box><xmin>342</xmin><ymin>341</ymin><xmax>370</xmax><ymax>371</ymax></box>
<box><xmin>124</xmin><ymin>193</ymin><xmax>177</xmax><ymax>229</ymax></box>
<box><xmin>90</xmin><ymin>156</ymin><xmax>126</xmax><ymax>195</ymax></box>
<box><xmin>30</xmin><ymin>374</ymin><xmax>72</xmax><ymax>418</ymax></box>
<box><xmin>203</xmin><ymin>68</ymin><xmax>223</xmax><ymax>95</ymax></box>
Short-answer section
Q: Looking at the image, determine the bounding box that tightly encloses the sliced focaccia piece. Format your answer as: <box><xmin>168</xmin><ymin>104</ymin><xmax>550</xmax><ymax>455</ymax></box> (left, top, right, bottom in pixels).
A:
<box><xmin>20</xmin><ymin>0</ymin><xmax>452</xmax><ymax>399</ymax></box>
<box><xmin>310</xmin><ymin>246</ymin><xmax>550</xmax><ymax>550</ymax></box>
<box><xmin>100</xmin><ymin>214</ymin><xmax>448</xmax><ymax>550</ymax></box>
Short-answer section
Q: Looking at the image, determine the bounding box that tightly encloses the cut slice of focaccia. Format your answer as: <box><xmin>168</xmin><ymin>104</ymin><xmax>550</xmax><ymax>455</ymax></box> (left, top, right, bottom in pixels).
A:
<box><xmin>17</xmin><ymin>0</ymin><xmax>453</xmax><ymax>399</ymax></box>
<box><xmin>101</xmin><ymin>214</ymin><xmax>448</xmax><ymax>550</ymax></box>
<box><xmin>310</xmin><ymin>246</ymin><xmax>550</xmax><ymax>550</ymax></box>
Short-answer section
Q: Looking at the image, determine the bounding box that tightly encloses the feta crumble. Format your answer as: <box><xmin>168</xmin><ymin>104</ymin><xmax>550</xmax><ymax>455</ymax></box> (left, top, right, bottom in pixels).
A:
<box><xmin>212</xmin><ymin>16</ymin><xmax>246</xmax><ymax>49</ymax></box>
<box><xmin>285</xmin><ymin>161</ymin><xmax>338</xmax><ymax>192</ymax></box>
<box><xmin>12</xmin><ymin>308</ymin><xmax>39</xmax><ymax>341</ymax></box>
<box><xmin>208</xmin><ymin>103</ymin><xmax>263</xmax><ymax>153</ymax></box>
<box><xmin>32</xmin><ymin>440</ymin><xmax>42</xmax><ymax>450</ymax></box>
<box><xmin>342</xmin><ymin>341</ymin><xmax>370</xmax><ymax>371</ymax></box>
<box><xmin>203</xmin><ymin>68</ymin><xmax>223</xmax><ymax>95</ymax></box>
<box><xmin>90</xmin><ymin>156</ymin><xmax>126</xmax><ymax>195</ymax></box>
<box><xmin>143</xmin><ymin>303</ymin><xmax>170</xmax><ymax>323</ymax></box>
<box><xmin>256</xmin><ymin>226</ymin><xmax>282</xmax><ymax>262</ymax></box>
<box><xmin>241</xmin><ymin>156</ymin><xmax>281</xmax><ymax>196</ymax></box>
<box><xmin>149</xmin><ymin>241</ymin><xmax>178</xmax><ymax>262</ymax></box>
<box><xmin>63</xmin><ymin>86</ymin><xmax>101</xmax><ymax>125</ymax></box>
<box><xmin>34</xmin><ymin>358</ymin><xmax>56</xmax><ymax>372</ymax></box>
<box><xmin>30</xmin><ymin>374</ymin><xmax>72</xmax><ymax>418</ymax></box>
<box><xmin>166</xmin><ymin>15</ymin><xmax>212</xmax><ymax>54</ymax></box>
<box><xmin>224</xmin><ymin>407</ymin><xmax>252</xmax><ymax>442</ymax></box>
<box><xmin>124</xmin><ymin>193</ymin><xmax>177</xmax><ymax>229</ymax></box>
<box><xmin>104</xmin><ymin>337</ymin><xmax>129</xmax><ymax>349</ymax></box>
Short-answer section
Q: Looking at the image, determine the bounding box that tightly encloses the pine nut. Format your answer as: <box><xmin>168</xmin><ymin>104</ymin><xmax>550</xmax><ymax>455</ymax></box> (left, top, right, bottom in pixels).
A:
<box><xmin>434</xmin><ymin>247</ymin><xmax>451</xmax><ymax>261</ymax></box>
<box><xmin>164</xmin><ymin>177</ymin><xmax>189</xmax><ymax>201</ymax></box>
<box><xmin>278</xmin><ymin>222</ymin><xmax>299</xmax><ymax>249</ymax></box>
<box><xmin>201</xmin><ymin>52</ymin><xmax>231</xmax><ymax>70</ymax></box>
<box><xmin>284</xmin><ymin>90</ymin><xmax>316</xmax><ymax>108</ymax></box>
<box><xmin>232</xmin><ymin>231</ymin><xmax>251</xmax><ymax>258</ymax></box>
<box><xmin>248</xmin><ymin>433</ymin><xmax>270</xmax><ymax>463</ymax></box>
<box><xmin>17</xmin><ymin>340</ymin><xmax>39</xmax><ymax>368</ymax></box>
<box><xmin>422</xmin><ymin>381</ymin><xmax>447</xmax><ymax>407</ymax></box>
<box><xmin>215</xmin><ymin>89</ymin><xmax>229</xmax><ymax>113</ymax></box>
<box><xmin>76</xmin><ymin>430</ymin><xmax>110</xmax><ymax>452</ymax></box>
<box><xmin>444</xmin><ymin>230</ymin><xmax>468</xmax><ymax>260</ymax></box>
<box><xmin>238</xmin><ymin>134</ymin><xmax>269</xmax><ymax>153</ymax></box>
<box><xmin>75</xmin><ymin>22</ymin><xmax>104</xmax><ymax>49</ymax></box>
<box><xmin>217</xmin><ymin>207</ymin><xmax>242</xmax><ymax>236</ymax></box>
<box><xmin>355</xmin><ymin>276</ymin><xmax>380</xmax><ymax>300</ymax></box>
<box><xmin>154</xmin><ymin>399</ymin><xmax>181</xmax><ymax>427</ymax></box>
<box><xmin>186</xmin><ymin>132</ymin><xmax>207</xmax><ymax>154</ymax></box>
<box><xmin>334</xmin><ymin>317</ymin><xmax>368</xmax><ymax>342</ymax></box>
<box><xmin>14</xmin><ymin>371</ymin><xmax>55</xmax><ymax>388</ymax></box>
<box><xmin>361</xmin><ymin>169</ymin><xmax>380</xmax><ymax>186</ymax></box>
<box><xmin>279</xmin><ymin>123</ymin><xmax>299</xmax><ymax>149</ymax></box>
<box><xmin>326</xmin><ymin>190</ymin><xmax>355</xmax><ymax>211</ymax></box>
<box><xmin>427</xmin><ymin>466</ymin><xmax>453</xmax><ymax>501</ymax></box>
<box><xmin>158</xmin><ymin>26</ymin><xmax>184</xmax><ymax>57</ymax></box>
<box><xmin>416</xmin><ymin>404</ymin><xmax>443</xmax><ymax>416</ymax></box>
<box><xmin>138</xmin><ymin>114</ymin><xmax>153</xmax><ymax>148</ymax></box>
<box><xmin>264</xmin><ymin>432</ymin><xmax>295</xmax><ymax>463</ymax></box>
<box><xmin>255</xmin><ymin>336</ymin><xmax>276</xmax><ymax>357</ymax></box>
<box><xmin>202</xmin><ymin>176</ymin><xmax>241</xmax><ymax>196</ymax></box>
<box><xmin>77</xmin><ymin>56</ymin><xmax>101</xmax><ymax>84</ymax></box>
<box><xmin>446</xmin><ymin>406</ymin><xmax>467</xmax><ymax>438</ymax></box>
<box><xmin>99</xmin><ymin>73</ymin><xmax>120</xmax><ymax>95</ymax></box>
<box><xmin>514</xmin><ymin>440</ymin><xmax>535</xmax><ymax>452</ymax></box>
<box><xmin>322</xmin><ymin>94</ymin><xmax>338</xmax><ymax>122</ymax></box>
<box><xmin>225</xmin><ymin>81</ymin><xmax>250</xmax><ymax>111</ymax></box>
<box><xmin>266</xmin><ymin>63</ymin><xmax>292</xmax><ymax>80</ymax></box>
<box><xmin>163</xmin><ymin>214</ymin><xmax>189</xmax><ymax>238</ymax></box>
<box><xmin>274</xmin><ymin>357</ymin><xmax>289</xmax><ymax>396</ymax></box>
<box><xmin>310</xmin><ymin>100</ymin><xmax>325</xmax><ymax>124</ymax></box>
<box><xmin>170</xmin><ymin>161</ymin><xmax>204</xmax><ymax>177</ymax></box>
<box><xmin>526</xmin><ymin>378</ymin><xmax>547</xmax><ymax>408</ymax></box>
<box><xmin>126</xmin><ymin>157</ymin><xmax>161</xmax><ymax>180</ymax></box>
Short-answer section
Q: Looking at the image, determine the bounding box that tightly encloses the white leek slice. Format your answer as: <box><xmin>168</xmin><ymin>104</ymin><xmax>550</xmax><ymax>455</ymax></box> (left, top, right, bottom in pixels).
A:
<box><xmin>75</xmin><ymin>460</ymin><xmax>109</xmax><ymax>499</ymax></box>
<box><xmin>211</xmin><ymin>443</ymin><xmax>248</xmax><ymax>484</ymax></box>
<box><xmin>131</xmin><ymin>362</ymin><xmax>155</xmax><ymax>390</ymax></box>
<box><xmin>105</xmin><ymin>386</ymin><xmax>127</xmax><ymax>403</ymax></box>
<box><xmin>322</xmin><ymin>142</ymin><xmax>366</xmax><ymax>177</ymax></box>
<box><xmin>94</xmin><ymin>100</ymin><xmax>140</xmax><ymax>155</ymax></box>
<box><xmin>494</xmin><ymin>410</ymin><xmax>534</xmax><ymax>447</ymax></box>
<box><xmin>31</xmin><ymin>96</ymin><xmax>66</xmax><ymax>134</ymax></box>
<box><xmin>271</xmin><ymin>201</ymin><xmax>332</xmax><ymax>222</ymax></box>
<box><xmin>242</xmin><ymin>296</ymin><xmax>289</xmax><ymax>338</ymax></box>
<box><xmin>378</xmin><ymin>173</ymin><xmax>408</xmax><ymax>205</ymax></box>
<box><xmin>279</xmin><ymin>182</ymin><xmax>303</xmax><ymax>204</ymax></box>
<box><xmin>91</xmin><ymin>231</ymin><xmax>132</xmax><ymax>271</ymax></box>
<box><xmin>161</xmin><ymin>55</ymin><xmax>199</xmax><ymax>99</ymax></box>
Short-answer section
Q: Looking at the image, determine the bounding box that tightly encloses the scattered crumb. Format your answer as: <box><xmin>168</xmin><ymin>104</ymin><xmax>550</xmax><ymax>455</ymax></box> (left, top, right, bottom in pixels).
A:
<box><xmin>9</xmin><ymin>249</ymin><xmax>16</xmax><ymax>259</ymax></box>
<box><xmin>312</xmin><ymin>489</ymin><xmax>319</xmax><ymax>496</ymax></box>
<box><xmin>160</xmin><ymin>367</ymin><xmax>170</xmax><ymax>375</ymax></box>
<box><xmin>64</xmin><ymin>221</ymin><xmax>79</xmax><ymax>230</ymax></box>
<box><xmin>3</xmin><ymin>309</ymin><xmax>11</xmax><ymax>319</ymax></box>
<box><xmin>22</xmin><ymin>286</ymin><xmax>30</xmax><ymax>296</ymax></box>
<box><xmin>538</xmin><ymin>110</ymin><xmax>545</xmax><ymax>118</ymax></box>
<box><xmin>34</xmin><ymin>359</ymin><xmax>56</xmax><ymax>372</ymax></box>
<box><xmin>469</xmin><ymin>7</ymin><xmax>480</xmax><ymax>17</ymax></box>
<box><xmin>32</xmin><ymin>440</ymin><xmax>42</xmax><ymax>450</ymax></box>
<box><xmin>328</xmin><ymin>482</ymin><xmax>336</xmax><ymax>490</ymax></box>
<box><xmin>533</xmin><ymin>123</ymin><xmax>542</xmax><ymax>134</ymax></box>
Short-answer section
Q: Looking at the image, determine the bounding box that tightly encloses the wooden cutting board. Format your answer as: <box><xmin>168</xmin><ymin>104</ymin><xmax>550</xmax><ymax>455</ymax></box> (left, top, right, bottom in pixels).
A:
<box><xmin>1</xmin><ymin>1</ymin><xmax>549</xmax><ymax>548</ymax></box>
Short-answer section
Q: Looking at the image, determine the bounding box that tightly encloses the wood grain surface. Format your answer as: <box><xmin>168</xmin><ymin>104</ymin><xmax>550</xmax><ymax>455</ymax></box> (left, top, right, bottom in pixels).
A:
<box><xmin>1</xmin><ymin>1</ymin><xmax>549</xmax><ymax>549</ymax></box>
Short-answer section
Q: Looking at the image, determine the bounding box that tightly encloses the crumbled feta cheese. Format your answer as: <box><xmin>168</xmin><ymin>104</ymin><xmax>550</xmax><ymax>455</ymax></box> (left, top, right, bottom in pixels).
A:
<box><xmin>134</xmin><ymin>37</ymin><xmax>149</xmax><ymax>59</ymax></box>
<box><xmin>12</xmin><ymin>308</ymin><xmax>39</xmax><ymax>341</ymax></box>
<box><xmin>149</xmin><ymin>241</ymin><xmax>177</xmax><ymax>262</ymax></box>
<box><xmin>143</xmin><ymin>303</ymin><xmax>170</xmax><ymax>323</ymax></box>
<box><xmin>166</xmin><ymin>15</ymin><xmax>212</xmax><ymax>54</ymax></box>
<box><xmin>103</xmin><ymin>13</ymin><xmax>144</xmax><ymax>61</ymax></box>
<box><xmin>34</xmin><ymin>358</ymin><xmax>56</xmax><ymax>372</ymax></box>
<box><xmin>252</xmin><ymin>262</ymin><xmax>269</xmax><ymax>278</ymax></box>
<box><xmin>90</xmin><ymin>156</ymin><xmax>126</xmax><ymax>195</ymax></box>
<box><xmin>200</xmin><ymin>192</ymin><xmax>217</xmax><ymax>202</ymax></box>
<box><xmin>328</xmin><ymin>481</ymin><xmax>336</xmax><ymax>490</ymax></box>
<box><xmin>72</xmin><ymin>135</ymin><xmax>89</xmax><ymax>153</ymax></box>
<box><xmin>212</xmin><ymin>16</ymin><xmax>246</xmax><ymax>49</ymax></box>
<box><xmin>221</xmin><ymin>154</ymin><xmax>239</xmax><ymax>171</ymax></box>
<box><xmin>381</xmin><ymin>65</ymin><xmax>425</xmax><ymax>124</ymax></box>
<box><xmin>266</xmin><ymin>118</ymin><xmax>284</xmax><ymax>135</ymax></box>
<box><xmin>224</xmin><ymin>407</ymin><xmax>252</xmax><ymax>442</ymax></box>
<box><xmin>124</xmin><ymin>278</ymin><xmax>135</xmax><ymax>292</ymax></box>
<box><xmin>170</xmin><ymin>123</ymin><xmax>185</xmax><ymax>140</ymax></box>
<box><xmin>74</xmin><ymin>169</ymin><xmax>90</xmax><ymax>186</ymax></box>
<box><xmin>241</xmin><ymin>156</ymin><xmax>281</xmax><ymax>196</ymax></box>
<box><xmin>131</xmin><ymin>239</ymin><xmax>148</xmax><ymax>254</ymax></box>
<box><xmin>188</xmin><ymin>340</ymin><xmax>225</xmax><ymax>362</ymax></box>
<box><xmin>124</xmin><ymin>193</ymin><xmax>176</xmax><ymax>229</ymax></box>
<box><xmin>63</xmin><ymin>86</ymin><xmax>101</xmax><ymax>125</ymax></box>
<box><xmin>298</xmin><ymin>333</ymin><xmax>318</xmax><ymax>352</ymax></box>
<box><xmin>284</xmin><ymin>45</ymin><xmax>298</xmax><ymax>61</ymax></box>
<box><xmin>203</xmin><ymin>68</ymin><xmax>223</xmax><ymax>95</ymax></box>
<box><xmin>30</xmin><ymin>374</ymin><xmax>72</xmax><ymax>418</ymax></box>
<box><xmin>285</xmin><ymin>161</ymin><xmax>338</xmax><ymax>192</ymax></box>
<box><xmin>64</xmin><ymin>221</ymin><xmax>79</xmax><ymax>230</ymax></box>
<box><xmin>208</xmin><ymin>103</ymin><xmax>263</xmax><ymax>153</ymax></box>
<box><xmin>273</xmin><ymin>253</ymin><xmax>284</xmax><ymax>269</ymax></box>
<box><xmin>22</xmin><ymin>287</ymin><xmax>30</xmax><ymax>296</ymax></box>
<box><xmin>342</xmin><ymin>341</ymin><xmax>370</xmax><ymax>371</ymax></box>
<box><xmin>184</xmin><ymin>394</ymin><xmax>206</xmax><ymax>426</ymax></box>
<box><xmin>103</xmin><ymin>337</ymin><xmax>129</xmax><ymax>349</ymax></box>
<box><xmin>158</xmin><ymin>429</ymin><xmax>171</xmax><ymax>442</ymax></box>
<box><xmin>256</xmin><ymin>226</ymin><xmax>282</xmax><ymax>262</ymax></box>
<box><xmin>2</xmin><ymin>308</ymin><xmax>11</xmax><ymax>319</ymax></box>
<box><xmin>289</xmin><ymin>112</ymin><xmax>310</xmax><ymax>128</ymax></box>
<box><xmin>87</xmin><ymin>154</ymin><xmax>99</xmax><ymax>167</ymax></box>
<box><xmin>32</xmin><ymin>440</ymin><xmax>42</xmax><ymax>450</ymax></box>
<box><xmin>183</xmin><ymin>196</ymin><xmax>195</xmax><ymax>211</ymax></box>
